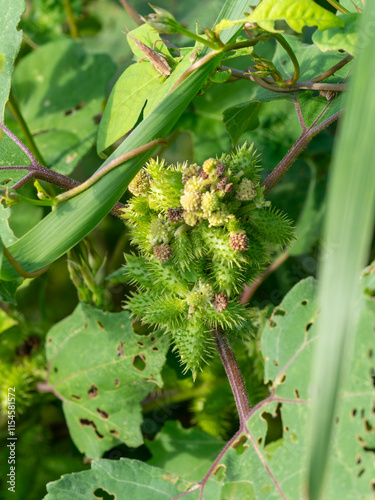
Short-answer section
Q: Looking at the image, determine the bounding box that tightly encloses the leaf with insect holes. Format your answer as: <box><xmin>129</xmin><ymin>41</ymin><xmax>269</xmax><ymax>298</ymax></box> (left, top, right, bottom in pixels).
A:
<box><xmin>44</xmin><ymin>275</ymin><xmax>375</xmax><ymax>497</ymax></box>
<box><xmin>43</xmin><ymin>457</ymin><xmax>222</xmax><ymax>500</ymax></box>
<box><xmin>11</xmin><ymin>39</ymin><xmax>116</xmax><ymax>175</ymax></box>
<box><xmin>46</xmin><ymin>303</ymin><xmax>169</xmax><ymax>459</ymax></box>
<box><xmin>312</xmin><ymin>13</ymin><xmax>360</xmax><ymax>56</ymax></box>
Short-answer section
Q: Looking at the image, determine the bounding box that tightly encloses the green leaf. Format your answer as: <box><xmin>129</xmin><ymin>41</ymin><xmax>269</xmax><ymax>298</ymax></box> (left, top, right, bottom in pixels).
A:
<box><xmin>307</xmin><ymin>2</ymin><xmax>375</xmax><ymax>497</ymax></box>
<box><xmin>312</xmin><ymin>13</ymin><xmax>360</xmax><ymax>55</ymax></box>
<box><xmin>223</xmin><ymin>101</ymin><xmax>261</xmax><ymax>145</ymax></box>
<box><xmin>215</xmin><ymin>0</ymin><xmax>344</xmax><ymax>34</ymax></box>
<box><xmin>46</xmin><ymin>303</ymin><xmax>169</xmax><ymax>459</ymax></box>
<box><xmin>44</xmin><ymin>458</ymin><xmax>222</xmax><ymax>500</ymax></box>
<box><xmin>146</xmin><ymin>420</ymin><xmax>224</xmax><ymax>481</ymax></box>
<box><xmin>0</xmin><ymin>53</ymin><xmax>5</xmax><ymax>73</ymax></box>
<box><xmin>11</xmin><ymin>39</ymin><xmax>116</xmax><ymax>175</ymax></box>
<box><xmin>0</xmin><ymin>130</ymin><xmax>30</xmax><ymax>180</ymax></box>
<box><xmin>97</xmin><ymin>63</ymin><xmax>162</xmax><ymax>153</ymax></box>
<box><xmin>289</xmin><ymin>161</ymin><xmax>325</xmax><ymax>256</ymax></box>
<box><xmin>0</xmin><ymin>0</ymin><xmax>25</xmax><ymax>120</ymax></box>
<box><xmin>246</xmin><ymin>0</ymin><xmax>345</xmax><ymax>33</ymax></box>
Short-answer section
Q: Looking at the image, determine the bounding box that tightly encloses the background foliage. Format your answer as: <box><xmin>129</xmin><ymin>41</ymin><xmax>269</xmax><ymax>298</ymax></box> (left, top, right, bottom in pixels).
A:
<box><xmin>0</xmin><ymin>1</ymin><xmax>373</xmax><ymax>499</ymax></box>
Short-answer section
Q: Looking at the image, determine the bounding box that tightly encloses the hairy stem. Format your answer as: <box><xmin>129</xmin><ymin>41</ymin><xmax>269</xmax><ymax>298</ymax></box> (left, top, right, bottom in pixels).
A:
<box><xmin>212</xmin><ymin>329</ymin><xmax>251</xmax><ymax>426</ymax></box>
<box><xmin>0</xmin><ymin>126</ymin><xmax>127</xmax><ymax>218</ymax></box>
<box><xmin>56</xmin><ymin>138</ymin><xmax>167</xmax><ymax>203</ymax></box>
<box><xmin>310</xmin><ymin>55</ymin><xmax>353</xmax><ymax>83</ymax></box>
<box><xmin>7</xmin><ymin>93</ymin><xmax>45</xmax><ymax>165</ymax></box>
<box><xmin>262</xmin><ymin>109</ymin><xmax>342</xmax><ymax>195</ymax></box>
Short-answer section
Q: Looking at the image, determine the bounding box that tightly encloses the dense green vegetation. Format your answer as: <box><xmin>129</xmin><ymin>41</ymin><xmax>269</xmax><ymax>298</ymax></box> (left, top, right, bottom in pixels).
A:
<box><xmin>0</xmin><ymin>1</ymin><xmax>374</xmax><ymax>499</ymax></box>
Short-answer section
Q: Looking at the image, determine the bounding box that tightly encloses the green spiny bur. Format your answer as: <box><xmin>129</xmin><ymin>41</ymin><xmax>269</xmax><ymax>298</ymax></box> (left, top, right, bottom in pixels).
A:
<box><xmin>121</xmin><ymin>142</ymin><xmax>294</xmax><ymax>376</ymax></box>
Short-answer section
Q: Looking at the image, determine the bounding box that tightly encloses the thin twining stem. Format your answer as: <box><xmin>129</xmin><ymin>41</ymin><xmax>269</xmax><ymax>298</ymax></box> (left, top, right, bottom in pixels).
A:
<box><xmin>310</xmin><ymin>55</ymin><xmax>353</xmax><ymax>83</ymax></box>
<box><xmin>0</xmin><ymin>125</ymin><xmax>127</xmax><ymax>218</ymax></box>
<box><xmin>222</xmin><ymin>66</ymin><xmax>349</xmax><ymax>92</ymax></box>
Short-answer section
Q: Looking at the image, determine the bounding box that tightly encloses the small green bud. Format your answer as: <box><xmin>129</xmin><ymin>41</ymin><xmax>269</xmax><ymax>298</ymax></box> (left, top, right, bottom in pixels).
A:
<box><xmin>208</xmin><ymin>207</ymin><xmax>228</xmax><ymax>227</ymax></box>
<box><xmin>202</xmin><ymin>158</ymin><xmax>218</xmax><ymax>175</ymax></box>
<box><xmin>146</xmin><ymin>5</ymin><xmax>182</xmax><ymax>34</ymax></box>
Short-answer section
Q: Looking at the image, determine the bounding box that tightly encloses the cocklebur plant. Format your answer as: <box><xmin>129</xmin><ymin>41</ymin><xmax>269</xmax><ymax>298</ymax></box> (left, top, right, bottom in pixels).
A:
<box><xmin>120</xmin><ymin>143</ymin><xmax>294</xmax><ymax>378</ymax></box>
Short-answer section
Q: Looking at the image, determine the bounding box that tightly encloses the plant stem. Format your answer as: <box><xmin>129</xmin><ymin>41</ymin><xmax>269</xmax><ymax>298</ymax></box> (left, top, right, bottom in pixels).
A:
<box><xmin>272</xmin><ymin>34</ymin><xmax>300</xmax><ymax>85</ymax></box>
<box><xmin>262</xmin><ymin>109</ymin><xmax>342</xmax><ymax>195</ymax></box>
<box><xmin>62</xmin><ymin>0</ymin><xmax>79</xmax><ymax>38</ymax></box>
<box><xmin>7</xmin><ymin>93</ymin><xmax>45</xmax><ymax>165</ymax></box>
<box><xmin>310</xmin><ymin>55</ymin><xmax>353</xmax><ymax>83</ymax></box>
<box><xmin>56</xmin><ymin>138</ymin><xmax>167</xmax><ymax>203</ymax></box>
<box><xmin>325</xmin><ymin>0</ymin><xmax>350</xmax><ymax>13</ymax></box>
<box><xmin>0</xmin><ymin>126</ymin><xmax>127</xmax><ymax>218</ymax></box>
<box><xmin>222</xmin><ymin>66</ymin><xmax>349</xmax><ymax>92</ymax></box>
<box><xmin>212</xmin><ymin>329</ymin><xmax>251</xmax><ymax>426</ymax></box>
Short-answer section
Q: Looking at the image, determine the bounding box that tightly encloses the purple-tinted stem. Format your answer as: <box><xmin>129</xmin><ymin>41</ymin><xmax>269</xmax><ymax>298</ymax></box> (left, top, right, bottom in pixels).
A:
<box><xmin>262</xmin><ymin>109</ymin><xmax>343</xmax><ymax>195</ymax></box>
<box><xmin>0</xmin><ymin>125</ymin><xmax>126</xmax><ymax>218</ymax></box>
<box><xmin>212</xmin><ymin>329</ymin><xmax>251</xmax><ymax>425</ymax></box>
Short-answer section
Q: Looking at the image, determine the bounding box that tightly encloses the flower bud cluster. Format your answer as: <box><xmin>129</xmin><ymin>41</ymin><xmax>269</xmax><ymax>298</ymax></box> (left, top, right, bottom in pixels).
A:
<box><xmin>122</xmin><ymin>143</ymin><xmax>294</xmax><ymax>376</ymax></box>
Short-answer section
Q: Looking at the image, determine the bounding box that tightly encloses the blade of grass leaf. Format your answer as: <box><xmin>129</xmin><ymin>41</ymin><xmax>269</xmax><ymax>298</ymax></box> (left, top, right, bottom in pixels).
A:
<box><xmin>306</xmin><ymin>4</ymin><xmax>375</xmax><ymax>499</ymax></box>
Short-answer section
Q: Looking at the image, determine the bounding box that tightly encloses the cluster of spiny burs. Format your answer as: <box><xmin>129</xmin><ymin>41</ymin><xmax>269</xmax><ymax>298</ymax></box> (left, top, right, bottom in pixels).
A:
<box><xmin>120</xmin><ymin>143</ymin><xmax>293</xmax><ymax>378</ymax></box>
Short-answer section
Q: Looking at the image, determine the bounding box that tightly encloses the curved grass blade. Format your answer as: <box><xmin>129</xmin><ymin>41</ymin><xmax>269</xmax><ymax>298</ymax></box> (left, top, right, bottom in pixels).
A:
<box><xmin>306</xmin><ymin>3</ymin><xmax>375</xmax><ymax>499</ymax></box>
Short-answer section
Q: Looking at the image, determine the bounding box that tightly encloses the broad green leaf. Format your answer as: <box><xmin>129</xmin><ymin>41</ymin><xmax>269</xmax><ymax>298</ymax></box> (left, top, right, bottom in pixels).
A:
<box><xmin>223</xmin><ymin>101</ymin><xmax>261</xmax><ymax>145</ymax></box>
<box><xmin>0</xmin><ymin>204</ymin><xmax>22</xmax><ymax>303</ymax></box>
<box><xmin>219</xmin><ymin>277</ymin><xmax>373</xmax><ymax>499</ymax></box>
<box><xmin>0</xmin><ymin>128</ymin><xmax>32</xmax><ymax>185</ymax></box>
<box><xmin>0</xmin><ymin>278</ymin><xmax>21</xmax><ymax>304</ymax></box>
<box><xmin>0</xmin><ymin>0</ymin><xmax>24</xmax><ymax>120</ymax></box>
<box><xmin>46</xmin><ymin>303</ymin><xmax>169</xmax><ymax>459</ymax></box>
<box><xmin>44</xmin><ymin>277</ymin><xmax>375</xmax><ymax>498</ymax></box>
<box><xmin>289</xmin><ymin>161</ymin><xmax>325</xmax><ymax>256</ymax></box>
<box><xmin>44</xmin><ymin>458</ymin><xmax>221</xmax><ymax>500</ymax></box>
<box><xmin>97</xmin><ymin>63</ymin><xmax>162</xmax><ymax>153</ymax></box>
<box><xmin>312</xmin><ymin>13</ymin><xmax>360</xmax><ymax>55</ymax></box>
<box><xmin>307</xmin><ymin>2</ymin><xmax>375</xmax><ymax>497</ymax></box>
<box><xmin>11</xmin><ymin>39</ymin><xmax>116</xmax><ymax>175</ymax></box>
<box><xmin>147</xmin><ymin>420</ymin><xmax>224</xmax><ymax>481</ymax></box>
<box><xmin>246</xmin><ymin>0</ymin><xmax>345</xmax><ymax>33</ymax></box>
<box><xmin>0</xmin><ymin>204</ymin><xmax>17</xmax><ymax>246</ymax></box>
<box><xmin>215</xmin><ymin>0</ymin><xmax>344</xmax><ymax>34</ymax></box>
